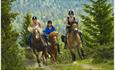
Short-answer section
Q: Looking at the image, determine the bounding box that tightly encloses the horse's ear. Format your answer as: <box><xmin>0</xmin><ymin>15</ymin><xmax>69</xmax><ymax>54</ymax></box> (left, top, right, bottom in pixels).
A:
<box><xmin>54</xmin><ymin>31</ymin><xmax>58</xmax><ymax>35</ymax></box>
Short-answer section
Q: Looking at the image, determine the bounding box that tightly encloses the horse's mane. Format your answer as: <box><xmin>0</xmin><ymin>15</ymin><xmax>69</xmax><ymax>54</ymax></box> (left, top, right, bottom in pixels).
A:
<box><xmin>48</xmin><ymin>31</ymin><xmax>58</xmax><ymax>39</ymax></box>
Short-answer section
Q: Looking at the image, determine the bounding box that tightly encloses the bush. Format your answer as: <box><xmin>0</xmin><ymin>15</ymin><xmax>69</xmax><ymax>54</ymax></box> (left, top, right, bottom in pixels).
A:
<box><xmin>2</xmin><ymin>45</ymin><xmax>26</xmax><ymax>70</ymax></box>
<box><xmin>24</xmin><ymin>48</ymin><xmax>35</xmax><ymax>60</ymax></box>
<box><xmin>84</xmin><ymin>43</ymin><xmax>113</xmax><ymax>63</ymax></box>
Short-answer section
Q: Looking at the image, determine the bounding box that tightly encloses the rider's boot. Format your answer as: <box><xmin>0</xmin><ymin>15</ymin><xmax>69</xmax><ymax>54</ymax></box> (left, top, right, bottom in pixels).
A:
<box><xmin>54</xmin><ymin>43</ymin><xmax>60</xmax><ymax>54</ymax></box>
<box><xmin>64</xmin><ymin>33</ymin><xmax>68</xmax><ymax>49</ymax></box>
<box><xmin>80</xmin><ymin>48</ymin><xmax>86</xmax><ymax>59</ymax></box>
<box><xmin>28</xmin><ymin>33</ymin><xmax>32</xmax><ymax>47</ymax></box>
<box><xmin>79</xmin><ymin>31</ymin><xmax>83</xmax><ymax>43</ymax></box>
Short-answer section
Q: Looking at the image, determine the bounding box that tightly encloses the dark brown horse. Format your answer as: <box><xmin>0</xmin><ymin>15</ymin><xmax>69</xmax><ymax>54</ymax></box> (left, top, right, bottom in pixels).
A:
<box><xmin>48</xmin><ymin>31</ymin><xmax>58</xmax><ymax>64</ymax></box>
<box><xmin>31</xmin><ymin>30</ymin><xmax>48</xmax><ymax>66</ymax></box>
<box><xmin>67</xmin><ymin>24</ymin><xmax>85</xmax><ymax>62</ymax></box>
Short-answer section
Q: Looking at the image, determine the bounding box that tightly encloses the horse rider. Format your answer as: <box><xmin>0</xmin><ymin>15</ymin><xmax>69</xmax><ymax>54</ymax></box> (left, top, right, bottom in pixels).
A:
<box><xmin>43</xmin><ymin>20</ymin><xmax>60</xmax><ymax>54</ymax></box>
<box><xmin>28</xmin><ymin>16</ymin><xmax>42</xmax><ymax>47</ymax></box>
<box><xmin>64</xmin><ymin>10</ymin><xmax>83</xmax><ymax>48</ymax></box>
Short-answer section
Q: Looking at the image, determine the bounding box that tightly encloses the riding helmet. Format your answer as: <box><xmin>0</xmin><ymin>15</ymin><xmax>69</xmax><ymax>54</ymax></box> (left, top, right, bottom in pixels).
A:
<box><xmin>48</xmin><ymin>20</ymin><xmax>52</xmax><ymax>24</ymax></box>
<box><xmin>32</xmin><ymin>16</ymin><xmax>37</xmax><ymax>20</ymax></box>
<box><xmin>68</xmin><ymin>10</ymin><xmax>74</xmax><ymax>15</ymax></box>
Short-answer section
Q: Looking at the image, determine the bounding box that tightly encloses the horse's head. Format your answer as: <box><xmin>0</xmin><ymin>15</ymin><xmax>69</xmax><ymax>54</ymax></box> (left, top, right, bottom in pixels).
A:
<box><xmin>33</xmin><ymin>29</ymin><xmax>41</xmax><ymax>39</ymax></box>
<box><xmin>48</xmin><ymin>31</ymin><xmax>58</xmax><ymax>44</ymax></box>
<box><xmin>28</xmin><ymin>27</ymin><xmax>41</xmax><ymax>39</ymax></box>
<box><xmin>71</xmin><ymin>23</ymin><xmax>79</xmax><ymax>33</ymax></box>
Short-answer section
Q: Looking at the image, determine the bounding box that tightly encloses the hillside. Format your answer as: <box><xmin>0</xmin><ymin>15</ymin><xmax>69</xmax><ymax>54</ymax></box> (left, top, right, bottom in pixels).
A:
<box><xmin>11</xmin><ymin>0</ymin><xmax>113</xmax><ymax>33</ymax></box>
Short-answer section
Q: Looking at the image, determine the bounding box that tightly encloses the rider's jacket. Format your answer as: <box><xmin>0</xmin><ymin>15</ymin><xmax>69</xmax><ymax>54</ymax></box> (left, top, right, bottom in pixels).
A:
<box><xmin>28</xmin><ymin>21</ymin><xmax>43</xmax><ymax>34</ymax></box>
<box><xmin>43</xmin><ymin>26</ymin><xmax>56</xmax><ymax>38</ymax></box>
<box><xmin>66</xmin><ymin>17</ymin><xmax>79</xmax><ymax>29</ymax></box>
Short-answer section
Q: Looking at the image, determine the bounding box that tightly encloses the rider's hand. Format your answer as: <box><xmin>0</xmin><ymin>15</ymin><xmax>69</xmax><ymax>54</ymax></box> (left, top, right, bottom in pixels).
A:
<box><xmin>66</xmin><ymin>24</ymin><xmax>70</xmax><ymax>27</ymax></box>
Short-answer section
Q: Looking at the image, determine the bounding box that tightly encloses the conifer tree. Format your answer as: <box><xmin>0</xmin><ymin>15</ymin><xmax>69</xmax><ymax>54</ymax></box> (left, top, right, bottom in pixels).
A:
<box><xmin>2</xmin><ymin>0</ymin><xmax>25</xmax><ymax>69</ymax></box>
<box><xmin>20</xmin><ymin>13</ymin><xmax>31</xmax><ymax>47</ymax></box>
<box><xmin>80</xmin><ymin>0</ymin><xmax>113</xmax><ymax>46</ymax></box>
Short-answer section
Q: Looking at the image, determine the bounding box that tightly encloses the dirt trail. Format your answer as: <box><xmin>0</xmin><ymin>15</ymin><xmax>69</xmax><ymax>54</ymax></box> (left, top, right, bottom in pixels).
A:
<box><xmin>79</xmin><ymin>64</ymin><xmax>103</xmax><ymax>70</ymax></box>
<box><xmin>24</xmin><ymin>59</ymin><xmax>103</xmax><ymax>70</ymax></box>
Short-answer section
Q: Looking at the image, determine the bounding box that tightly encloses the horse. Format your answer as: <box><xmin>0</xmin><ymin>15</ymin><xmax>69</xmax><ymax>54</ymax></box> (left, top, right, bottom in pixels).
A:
<box><xmin>29</xmin><ymin>28</ymin><xmax>48</xmax><ymax>66</ymax></box>
<box><xmin>66</xmin><ymin>24</ymin><xmax>85</xmax><ymax>62</ymax></box>
<box><xmin>47</xmin><ymin>31</ymin><xmax>59</xmax><ymax>64</ymax></box>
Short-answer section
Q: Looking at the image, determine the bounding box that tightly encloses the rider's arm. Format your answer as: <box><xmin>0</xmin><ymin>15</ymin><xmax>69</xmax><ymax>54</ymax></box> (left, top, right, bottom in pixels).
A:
<box><xmin>63</xmin><ymin>18</ymin><xmax>69</xmax><ymax>26</ymax></box>
<box><xmin>75</xmin><ymin>19</ymin><xmax>79</xmax><ymax>29</ymax></box>
<box><xmin>66</xmin><ymin>17</ymin><xmax>72</xmax><ymax>27</ymax></box>
<box><xmin>43</xmin><ymin>28</ymin><xmax>49</xmax><ymax>37</ymax></box>
<box><xmin>53</xmin><ymin>26</ymin><xmax>56</xmax><ymax>31</ymax></box>
<box><xmin>38</xmin><ymin>22</ymin><xmax>41</xmax><ymax>28</ymax></box>
<box><xmin>27</xmin><ymin>25</ymin><xmax>34</xmax><ymax>33</ymax></box>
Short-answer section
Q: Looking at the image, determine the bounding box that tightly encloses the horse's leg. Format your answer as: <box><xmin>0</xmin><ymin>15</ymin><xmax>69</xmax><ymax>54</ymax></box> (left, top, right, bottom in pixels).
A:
<box><xmin>44</xmin><ymin>50</ymin><xmax>49</xmax><ymax>66</ymax></box>
<box><xmin>42</xmin><ymin>52</ymin><xmax>45</xmax><ymax>65</ymax></box>
<box><xmin>77</xmin><ymin>42</ymin><xmax>85</xmax><ymax>59</ymax></box>
<box><xmin>80</xmin><ymin>47</ymin><xmax>85</xmax><ymax>58</ymax></box>
<box><xmin>38</xmin><ymin>52</ymin><xmax>43</xmax><ymax>66</ymax></box>
<box><xmin>48</xmin><ymin>51</ymin><xmax>53</xmax><ymax>64</ymax></box>
<box><xmin>54</xmin><ymin>50</ymin><xmax>57</xmax><ymax>64</ymax></box>
<box><xmin>51</xmin><ymin>44</ymin><xmax>57</xmax><ymax>63</ymax></box>
<box><xmin>33</xmin><ymin>50</ymin><xmax>41</xmax><ymax>66</ymax></box>
<box><xmin>50</xmin><ymin>54</ymin><xmax>54</xmax><ymax>64</ymax></box>
<box><xmin>52</xmin><ymin>52</ymin><xmax>56</xmax><ymax>64</ymax></box>
<box><xmin>75</xmin><ymin>33</ymin><xmax>85</xmax><ymax>59</ymax></box>
<box><xmin>67</xmin><ymin>36</ymin><xmax>76</xmax><ymax>62</ymax></box>
<box><xmin>35</xmin><ymin>51</ymin><xmax>42</xmax><ymax>66</ymax></box>
<box><xmin>78</xmin><ymin>37</ymin><xmax>85</xmax><ymax>59</ymax></box>
<box><xmin>70</xmin><ymin>49</ymin><xmax>76</xmax><ymax>61</ymax></box>
<box><xmin>51</xmin><ymin>50</ymin><xmax>55</xmax><ymax>64</ymax></box>
<box><xmin>77</xmin><ymin>47</ymin><xmax>82</xmax><ymax>59</ymax></box>
<box><xmin>45</xmin><ymin>53</ymin><xmax>48</xmax><ymax>66</ymax></box>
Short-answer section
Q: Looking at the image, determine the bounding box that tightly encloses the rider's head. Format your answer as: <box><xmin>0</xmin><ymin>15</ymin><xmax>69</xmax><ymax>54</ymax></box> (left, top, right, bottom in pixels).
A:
<box><xmin>32</xmin><ymin>16</ymin><xmax>37</xmax><ymax>24</ymax></box>
<box><xmin>68</xmin><ymin>10</ymin><xmax>74</xmax><ymax>17</ymax></box>
<box><xmin>47</xmin><ymin>20</ymin><xmax>52</xmax><ymax>27</ymax></box>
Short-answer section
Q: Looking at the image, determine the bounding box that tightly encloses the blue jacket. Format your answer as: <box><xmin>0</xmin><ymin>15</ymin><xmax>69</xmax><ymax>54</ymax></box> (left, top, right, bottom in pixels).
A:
<box><xmin>43</xmin><ymin>26</ymin><xmax>56</xmax><ymax>37</ymax></box>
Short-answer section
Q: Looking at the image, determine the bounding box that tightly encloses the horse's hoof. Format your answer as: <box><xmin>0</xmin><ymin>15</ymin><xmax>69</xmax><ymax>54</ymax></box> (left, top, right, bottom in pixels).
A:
<box><xmin>45</xmin><ymin>63</ymin><xmax>48</xmax><ymax>66</ymax></box>
<box><xmin>72</xmin><ymin>61</ymin><xmax>77</xmax><ymax>65</ymax></box>
<box><xmin>54</xmin><ymin>63</ymin><xmax>57</xmax><ymax>65</ymax></box>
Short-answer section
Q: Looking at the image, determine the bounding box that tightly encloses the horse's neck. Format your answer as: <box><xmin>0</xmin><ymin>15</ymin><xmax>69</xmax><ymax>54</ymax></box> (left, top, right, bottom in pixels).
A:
<box><xmin>73</xmin><ymin>31</ymin><xmax>81</xmax><ymax>43</ymax></box>
<box><xmin>69</xmin><ymin>31</ymin><xmax>78</xmax><ymax>39</ymax></box>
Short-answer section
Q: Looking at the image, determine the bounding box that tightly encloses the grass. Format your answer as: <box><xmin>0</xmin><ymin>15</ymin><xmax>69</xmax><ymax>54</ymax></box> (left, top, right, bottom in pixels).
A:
<box><xmin>25</xmin><ymin>59</ymin><xmax>114</xmax><ymax>70</ymax></box>
<box><xmin>24</xmin><ymin>43</ymin><xmax>114</xmax><ymax>70</ymax></box>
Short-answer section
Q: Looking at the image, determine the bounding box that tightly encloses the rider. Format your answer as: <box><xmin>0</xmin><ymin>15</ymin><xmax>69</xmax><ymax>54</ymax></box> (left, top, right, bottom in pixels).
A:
<box><xmin>43</xmin><ymin>20</ymin><xmax>56</xmax><ymax>40</ymax></box>
<box><xmin>66</xmin><ymin>10</ymin><xmax>79</xmax><ymax>33</ymax></box>
<box><xmin>28</xmin><ymin>16</ymin><xmax>42</xmax><ymax>47</ymax></box>
<box><xmin>43</xmin><ymin>20</ymin><xmax>60</xmax><ymax>54</ymax></box>
<box><xmin>64</xmin><ymin>10</ymin><xmax>83</xmax><ymax>48</ymax></box>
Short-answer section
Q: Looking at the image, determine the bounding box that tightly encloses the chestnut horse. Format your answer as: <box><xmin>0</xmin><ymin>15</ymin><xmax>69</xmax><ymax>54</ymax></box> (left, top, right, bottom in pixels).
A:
<box><xmin>67</xmin><ymin>24</ymin><xmax>85</xmax><ymax>62</ymax></box>
<box><xmin>48</xmin><ymin>31</ymin><xmax>58</xmax><ymax>64</ymax></box>
<box><xmin>30</xmin><ymin>29</ymin><xmax>48</xmax><ymax>66</ymax></box>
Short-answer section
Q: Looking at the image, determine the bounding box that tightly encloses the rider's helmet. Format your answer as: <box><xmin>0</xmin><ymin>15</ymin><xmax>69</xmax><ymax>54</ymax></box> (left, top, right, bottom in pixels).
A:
<box><xmin>68</xmin><ymin>10</ymin><xmax>74</xmax><ymax>15</ymax></box>
<box><xmin>32</xmin><ymin>16</ymin><xmax>37</xmax><ymax>20</ymax></box>
<box><xmin>47</xmin><ymin>20</ymin><xmax>52</xmax><ymax>24</ymax></box>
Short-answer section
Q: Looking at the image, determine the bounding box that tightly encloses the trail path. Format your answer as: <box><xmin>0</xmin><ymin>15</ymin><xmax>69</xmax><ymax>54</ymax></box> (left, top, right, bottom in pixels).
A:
<box><xmin>24</xmin><ymin>59</ymin><xmax>104</xmax><ymax>70</ymax></box>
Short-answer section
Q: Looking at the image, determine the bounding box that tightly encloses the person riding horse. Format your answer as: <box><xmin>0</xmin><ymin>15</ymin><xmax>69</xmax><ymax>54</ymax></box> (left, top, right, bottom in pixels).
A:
<box><xmin>27</xmin><ymin>16</ymin><xmax>48</xmax><ymax>66</ymax></box>
<box><xmin>64</xmin><ymin>10</ymin><xmax>83</xmax><ymax>48</ymax></box>
<box><xmin>43</xmin><ymin>20</ymin><xmax>60</xmax><ymax>54</ymax></box>
<box><xmin>28</xmin><ymin>16</ymin><xmax>42</xmax><ymax>47</ymax></box>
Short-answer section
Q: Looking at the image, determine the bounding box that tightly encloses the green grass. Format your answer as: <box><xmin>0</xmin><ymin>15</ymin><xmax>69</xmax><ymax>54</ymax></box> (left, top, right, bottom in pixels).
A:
<box><xmin>24</xmin><ymin>43</ymin><xmax>114</xmax><ymax>70</ymax></box>
<box><xmin>26</xmin><ymin>67</ymin><xmax>45</xmax><ymax>70</ymax></box>
<box><xmin>26</xmin><ymin>59</ymin><xmax>114</xmax><ymax>70</ymax></box>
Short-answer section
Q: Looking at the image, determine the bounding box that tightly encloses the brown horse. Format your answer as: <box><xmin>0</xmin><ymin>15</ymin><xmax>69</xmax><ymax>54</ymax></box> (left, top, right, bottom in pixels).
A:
<box><xmin>67</xmin><ymin>24</ymin><xmax>85</xmax><ymax>62</ymax></box>
<box><xmin>47</xmin><ymin>31</ymin><xmax>58</xmax><ymax>64</ymax></box>
<box><xmin>31</xmin><ymin>30</ymin><xmax>48</xmax><ymax>66</ymax></box>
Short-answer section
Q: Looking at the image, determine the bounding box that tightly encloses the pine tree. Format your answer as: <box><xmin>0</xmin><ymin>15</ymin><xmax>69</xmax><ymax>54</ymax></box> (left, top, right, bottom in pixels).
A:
<box><xmin>2</xmin><ymin>0</ymin><xmax>25</xmax><ymax>69</ymax></box>
<box><xmin>80</xmin><ymin>0</ymin><xmax>113</xmax><ymax>46</ymax></box>
<box><xmin>20</xmin><ymin>13</ymin><xmax>32</xmax><ymax>47</ymax></box>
